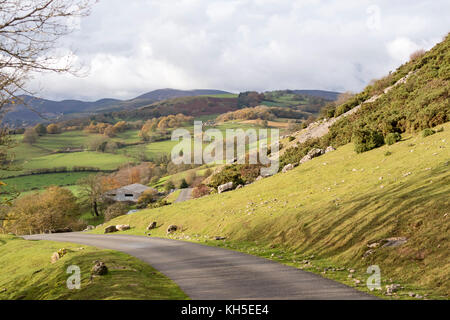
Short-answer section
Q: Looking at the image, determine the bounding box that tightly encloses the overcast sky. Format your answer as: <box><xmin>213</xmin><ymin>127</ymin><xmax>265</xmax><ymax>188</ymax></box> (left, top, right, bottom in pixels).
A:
<box><xmin>29</xmin><ymin>0</ymin><xmax>450</xmax><ymax>101</ymax></box>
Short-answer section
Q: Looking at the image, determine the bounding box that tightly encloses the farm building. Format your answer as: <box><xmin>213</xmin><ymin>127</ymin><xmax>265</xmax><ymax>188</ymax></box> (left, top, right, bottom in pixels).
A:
<box><xmin>105</xmin><ymin>183</ymin><xmax>155</xmax><ymax>202</ymax></box>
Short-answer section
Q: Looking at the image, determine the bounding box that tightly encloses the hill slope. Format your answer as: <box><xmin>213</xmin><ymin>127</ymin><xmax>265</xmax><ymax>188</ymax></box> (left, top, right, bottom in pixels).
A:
<box><xmin>98</xmin><ymin>122</ymin><xmax>449</xmax><ymax>298</ymax></box>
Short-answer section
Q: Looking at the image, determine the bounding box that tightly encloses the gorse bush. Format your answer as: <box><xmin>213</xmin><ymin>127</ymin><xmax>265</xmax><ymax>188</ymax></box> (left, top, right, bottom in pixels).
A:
<box><xmin>385</xmin><ymin>132</ymin><xmax>402</xmax><ymax>145</ymax></box>
<box><xmin>352</xmin><ymin>129</ymin><xmax>385</xmax><ymax>154</ymax></box>
<box><xmin>422</xmin><ymin>128</ymin><xmax>436</xmax><ymax>137</ymax></box>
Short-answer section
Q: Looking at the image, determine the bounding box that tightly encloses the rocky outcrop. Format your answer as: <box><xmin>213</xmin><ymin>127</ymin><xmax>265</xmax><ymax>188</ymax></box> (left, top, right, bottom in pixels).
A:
<box><xmin>300</xmin><ymin>148</ymin><xmax>324</xmax><ymax>164</ymax></box>
<box><xmin>218</xmin><ymin>182</ymin><xmax>233</xmax><ymax>194</ymax></box>
<box><xmin>282</xmin><ymin>164</ymin><xmax>295</xmax><ymax>173</ymax></box>
<box><xmin>325</xmin><ymin>146</ymin><xmax>336</xmax><ymax>153</ymax></box>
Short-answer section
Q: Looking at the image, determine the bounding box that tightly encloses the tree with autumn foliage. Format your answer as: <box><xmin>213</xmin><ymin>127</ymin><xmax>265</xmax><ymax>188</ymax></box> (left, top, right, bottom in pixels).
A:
<box><xmin>3</xmin><ymin>186</ymin><xmax>81</xmax><ymax>235</ymax></box>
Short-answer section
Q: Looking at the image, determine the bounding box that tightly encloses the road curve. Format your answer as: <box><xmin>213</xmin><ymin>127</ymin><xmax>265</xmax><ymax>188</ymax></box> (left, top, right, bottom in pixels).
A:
<box><xmin>24</xmin><ymin>233</ymin><xmax>376</xmax><ymax>300</ymax></box>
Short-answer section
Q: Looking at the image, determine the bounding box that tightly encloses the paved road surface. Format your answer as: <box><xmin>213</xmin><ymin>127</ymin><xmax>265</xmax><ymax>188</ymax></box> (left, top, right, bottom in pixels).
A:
<box><xmin>174</xmin><ymin>188</ymin><xmax>193</xmax><ymax>203</ymax></box>
<box><xmin>24</xmin><ymin>233</ymin><xmax>376</xmax><ymax>300</ymax></box>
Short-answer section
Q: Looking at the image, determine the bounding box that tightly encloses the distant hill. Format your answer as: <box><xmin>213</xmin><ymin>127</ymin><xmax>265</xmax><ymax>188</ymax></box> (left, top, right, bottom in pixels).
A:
<box><xmin>291</xmin><ymin>90</ymin><xmax>340</xmax><ymax>101</ymax></box>
<box><xmin>0</xmin><ymin>89</ymin><xmax>233</xmax><ymax>127</ymax></box>
<box><xmin>0</xmin><ymin>88</ymin><xmax>340</xmax><ymax>128</ymax></box>
<box><xmin>133</xmin><ymin>89</ymin><xmax>232</xmax><ymax>100</ymax></box>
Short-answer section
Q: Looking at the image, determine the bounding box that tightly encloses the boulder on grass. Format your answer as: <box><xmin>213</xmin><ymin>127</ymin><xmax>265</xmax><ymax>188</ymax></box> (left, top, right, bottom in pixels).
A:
<box><xmin>325</xmin><ymin>146</ymin><xmax>336</xmax><ymax>153</ymax></box>
<box><xmin>147</xmin><ymin>222</ymin><xmax>157</xmax><ymax>230</ymax></box>
<box><xmin>104</xmin><ymin>225</ymin><xmax>118</xmax><ymax>234</ymax></box>
<box><xmin>91</xmin><ymin>261</ymin><xmax>108</xmax><ymax>276</ymax></box>
<box><xmin>116</xmin><ymin>224</ymin><xmax>131</xmax><ymax>232</ymax></box>
<box><xmin>282</xmin><ymin>164</ymin><xmax>294</xmax><ymax>173</ymax></box>
<box><xmin>167</xmin><ymin>225</ymin><xmax>178</xmax><ymax>234</ymax></box>
<box><xmin>218</xmin><ymin>182</ymin><xmax>233</xmax><ymax>194</ymax></box>
<box><xmin>300</xmin><ymin>148</ymin><xmax>325</xmax><ymax>164</ymax></box>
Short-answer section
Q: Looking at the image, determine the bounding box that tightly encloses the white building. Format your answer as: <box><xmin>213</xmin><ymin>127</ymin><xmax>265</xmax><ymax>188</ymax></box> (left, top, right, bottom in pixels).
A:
<box><xmin>105</xmin><ymin>183</ymin><xmax>155</xmax><ymax>202</ymax></box>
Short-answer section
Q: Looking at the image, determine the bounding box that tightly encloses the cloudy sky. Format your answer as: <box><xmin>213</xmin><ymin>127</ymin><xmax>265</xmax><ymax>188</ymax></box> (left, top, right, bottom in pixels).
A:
<box><xmin>30</xmin><ymin>0</ymin><xmax>450</xmax><ymax>101</ymax></box>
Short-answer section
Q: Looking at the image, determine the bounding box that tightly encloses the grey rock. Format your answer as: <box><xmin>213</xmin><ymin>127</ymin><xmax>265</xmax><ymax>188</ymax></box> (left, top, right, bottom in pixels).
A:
<box><xmin>325</xmin><ymin>146</ymin><xmax>336</xmax><ymax>153</ymax></box>
<box><xmin>91</xmin><ymin>261</ymin><xmax>108</xmax><ymax>276</ymax></box>
<box><xmin>218</xmin><ymin>182</ymin><xmax>233</xmax><ymax>194</ymax></box>
<box><xmin>116</xmin><ymin>224</ymin><xmax>131</xmax><ymax>231</ymax></box>
<box><xmin>104</xmin><ymin>225</ymin><xmax>118</xmax><ymax>234</ymax></box>
<box><xmin>147</xmin><ymin>222</ymin><xmax>157</xmax><ymax>231</ymax></box>
<box><xmin>299</xmin><ymin>148</ymin><xmax>325</xmax><ymax>164</ymax></box>
<box><xmin>167</xmin><ymin>225</ymin><xmax>178</xmax><ymax>234</ymax></box>
<box><xmin>382</xmin><ymin>237</ymin><xmax>408</xmax><ymax>248</ymax></box>
<box><xmin>282</xmin><ymin>164</ymin><xmax>295</xmax><ymax>173</ymax></box>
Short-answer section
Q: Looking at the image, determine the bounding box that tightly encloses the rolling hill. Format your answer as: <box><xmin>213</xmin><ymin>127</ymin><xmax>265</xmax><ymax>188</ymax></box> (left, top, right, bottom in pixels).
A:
<box><xmin>96</xmin><ymin>34</ymin><xmax>450</xmax><ymax>299</ymax></box>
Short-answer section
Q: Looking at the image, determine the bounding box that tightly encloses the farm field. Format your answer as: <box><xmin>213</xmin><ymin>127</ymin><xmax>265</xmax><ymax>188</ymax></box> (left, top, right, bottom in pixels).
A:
<box><xmin>2</xmin><ymin>172</ymin><xmax>92</xmax><ymax>193</ymax></box>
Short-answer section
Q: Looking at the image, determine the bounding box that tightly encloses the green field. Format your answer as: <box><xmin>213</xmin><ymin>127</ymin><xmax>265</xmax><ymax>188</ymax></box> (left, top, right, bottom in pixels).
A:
<box><xmin>23</xmin><ymin>151</ymin><xmax>132</xmax><ymax>171</ymax></box>
<box><xmin>2</xmin><ymin>172</ymin><xmax>92</xmax><ymax>193</ymax></box>
<box><xmin>94</xmin><ymin>122</ymin><xmax>450</xmax><ymax>299</ymax></box>
<box><xmin>0</xmin><ymin>235</ymin><xmax>188</xmax><ymax>300</ymax></box>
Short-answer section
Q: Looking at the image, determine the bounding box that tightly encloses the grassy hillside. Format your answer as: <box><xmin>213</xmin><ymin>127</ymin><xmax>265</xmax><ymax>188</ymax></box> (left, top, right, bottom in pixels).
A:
<box><xmin>97</xmin><ymin>123</ymin><xmax>450</xmax><ymax>299</ymax></box>
<box><xmin>0</xmin><ymin>235</ymin><xmax>188</xmax><ymax>300</ymax></box>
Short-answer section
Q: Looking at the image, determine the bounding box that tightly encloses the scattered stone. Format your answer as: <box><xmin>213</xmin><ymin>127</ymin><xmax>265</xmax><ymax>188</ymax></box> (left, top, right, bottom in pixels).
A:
<box><xmin>236</xmin><ymin>184</ymin><xmax>244</xmax><ymax>190</ymax></box>
<box><xmin>386</xmin><ymin>284</ymin><xmax>401</xmax><ymax>295</ymax></box>
<box><xmin>403</xmin><ymin>172</ymin><xmax>412</xmax><ymax>177</ymax></box>
<box><xmin>381</xmin><ymin>237</ymin><xmax>408</xmax><ymax>248</ymax></box>
<box><xmin>104</xmin><ymin>225</ymin><xmax>118</xmax><ymax>234</ymax></box>
<box><xmin>325</xmin><ymin>146</ymin><xmax>336</xmax><ymax>153</ymax></box>
<box><xmin>349</xmin><ymin>269</ymin><xmax>355</xmax><ymax>273</ymax></box>
<box><xmin>147</xmin><ymin>222</ymin><xmax>157</xmax><ymax>230</ymax></box>
<box><xmin>300</xmin><ymin>148</ymin><xmax>325</xmax><ymax>164</ymax></box>
<box><xmin>255</xmin><ymin>176</ymin><xmax>263</xmax><ymax>181</ymax></box>
<box><xmin>91</xmin><ymin>261</ymin><xmax>108</xmax><ymax>276</ymax></box>
<box><xmin>363</xmin><ymin>249</ymin><xmax>374</xmax><ymax>258</ymax></box>
<box><xmin>415</xmin><ymin>294</ymin><xmax>423</xmax><ymax>299</ymax></box>
<box><xmin>116</xmin><ymin>224</ymin><xmax>131</xmax><ymax>232</ymax></box>
<box><xmin>367</xmin><ymin>242</ymin><xmax>380</xmax><ymax>248</ymax></box>
<box><xmin>348</xmin><ymin>274</ymin><xmax>353</xmax><ymax>278</ymax></box>
<box><xmin>282</xmin><ymin>164</ymin><xmax>295</xmax><ymax>173</ymax></box>
<box><xmin>84</xmin><ymin>225</ymin><xmax>95</xmax><ymax>231</ymax></box>
<box><xmin>408</xmin><ymin>292</ymin><xmax>416</xmax><ymax>297</ymax></box>
<box><xmin>218</xmin><ymin>182</ymin><xmax>233</xmax><ymax>194</ymax></box>
<box><xmin>167</xmin><ymin>225</ymin><xmax>178</xmax><ymax>234</ymax></box>
<box><xmin>50</xmin><ymin>252</ymin><xmax>60</xmax><ymax>264</ymax></box>
<box><xmin>354</xmin><ymin>279</ymin><xmax>361</xmax><ymax>285</ymax></box>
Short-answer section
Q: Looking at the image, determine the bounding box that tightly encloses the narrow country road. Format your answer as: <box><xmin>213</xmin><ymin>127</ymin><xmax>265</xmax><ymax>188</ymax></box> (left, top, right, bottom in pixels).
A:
<box><xmin>174</xmin><ymin>188</ymin><xmax>193</xmax><ymax>203</ymax></box>
<box><xmin>24</xmin><ymin>233</ymin><xmax>376</xmax><ymax>300</ymax></box>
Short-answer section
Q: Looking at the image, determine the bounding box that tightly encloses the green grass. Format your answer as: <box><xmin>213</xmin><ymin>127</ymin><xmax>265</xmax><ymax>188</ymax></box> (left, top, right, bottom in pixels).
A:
<box><xmin>0</xmin><ymin>235</ymin><xmax>188</xmax><ymax>300</ymax></box>
<box><xmin>165</xmin><ymin>189</ymin><xmax>181</xmax><ymax>203</ymax></box>
<box><xmin>23</xmin><ymin>151</ymin><xmax>133</xmax><ymax>171</ymax></box>
<box><xmin>94</xmin><ymin>122</ymin><xmax>450</xmax><ymax>299</ymax></box>
<box><xmin>2</xmin><ymin>172</ymin><xmax>92</xmax><ymax>193</ymax></box>
<box><xmin>35</xmin><ymin>131</ymin><xmax>100</xmax><ymax>151</ymax></box>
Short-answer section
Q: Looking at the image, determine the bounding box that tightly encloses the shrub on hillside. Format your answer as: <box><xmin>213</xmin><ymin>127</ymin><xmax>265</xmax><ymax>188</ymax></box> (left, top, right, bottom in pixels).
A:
<box><xmin>208</xmin><ymin>165</ymin><xmax>245</xmax><ymax>189</ymax></box>
<box><xmin>104</xmin><ymin>202</ymin><xmax>129</xmax><ymax>222</ymax></box>
<box><xmin>385</xmin><ymin>132</ymin><xmax>402</xmax><ymax>145</ymax></box>
<box><xmin>192</xmin><ymin>184</ymin><xmax>212</xmax><ymax>199</ymax></box>
<box><xmin>148</xmin><ymin>199</ymin><xmax>171</xmax><ymax>209</ymax></box>
<box><xmin>352</xmin><ymin>129</ymin><xmax>385</xmax><ymax>154</ymax></box>
<box><xmin>422</xmin><ymin>128</ymin><xmax>436</xmax><ymax>137</ymax></box>
<box><xmin>137</xmin><ymin>189</ymin><xmax>157</xmax><ymax>209</ymax></box>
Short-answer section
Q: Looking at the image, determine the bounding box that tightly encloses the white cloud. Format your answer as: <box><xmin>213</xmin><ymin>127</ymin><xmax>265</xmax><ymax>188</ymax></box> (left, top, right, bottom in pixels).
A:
<box><xmin>27</xmin><ymin>0</ymin><xmax>450</xmax><ymax>101</ymax></box>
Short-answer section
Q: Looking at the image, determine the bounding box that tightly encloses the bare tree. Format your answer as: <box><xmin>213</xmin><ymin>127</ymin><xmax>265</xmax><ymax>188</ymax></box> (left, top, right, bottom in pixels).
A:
<box><xmin>0</xmin><ymin>0</ymin><xmax>94</xmax><ymax>111</ymax></box>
